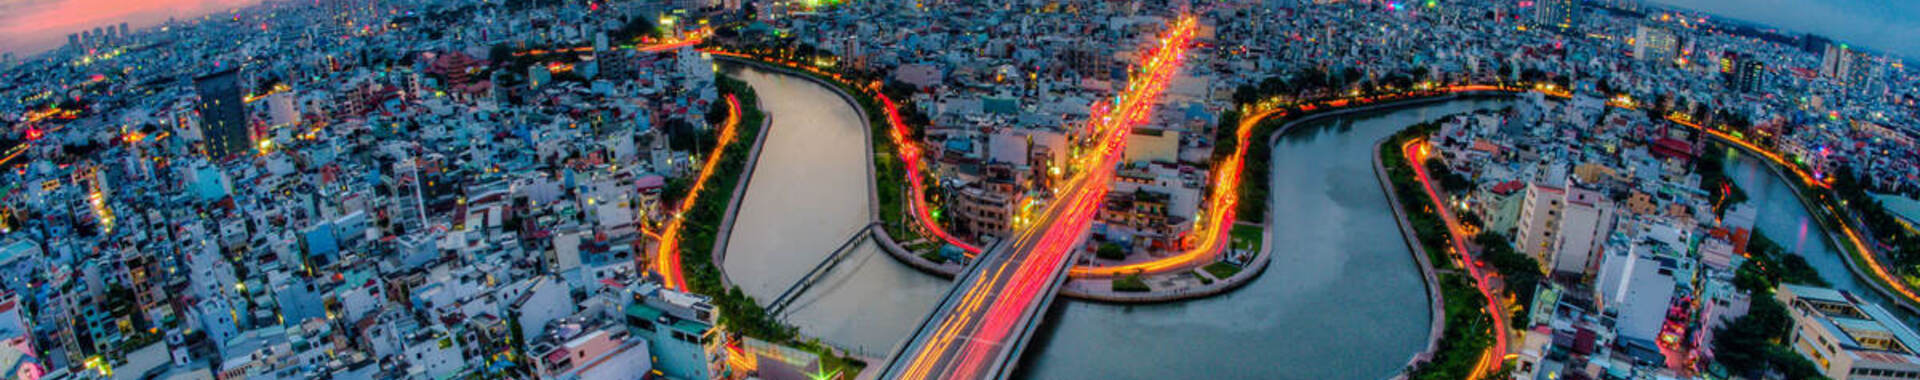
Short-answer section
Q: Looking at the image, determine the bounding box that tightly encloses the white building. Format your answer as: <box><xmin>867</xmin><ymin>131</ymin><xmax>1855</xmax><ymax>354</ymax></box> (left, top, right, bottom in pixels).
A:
<box><xmin>1516</xmin><ymin>180</ymin><xmax>1618</xmax><ymax>278</ymax></box>
<box><xmin>1595</xmin><ymin>240</ymin><xmax>1678</xmax><ymax>346</ymax></box>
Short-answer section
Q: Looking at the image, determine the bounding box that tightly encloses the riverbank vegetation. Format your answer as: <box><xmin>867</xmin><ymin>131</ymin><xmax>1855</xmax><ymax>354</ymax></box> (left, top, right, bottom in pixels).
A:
<box><xmin>1113</xmin><ymin>274</ymin><xmax>1150</xmax><ymax>292</ymax></box>
<box><xmin>1472</xmin><ymin>233</ymin><xmax>1546</xmax><ymax>329</ymax></box>
<box><xmin>1380</xmin><ymin>119</ymin><xmax>1460</xmax><ymax>268</ymax></box>
<box><xmin>1408</xmin><ymin>274</ymin><xmax>1495</xmax><ymax>380</ymax></box>
<box><xmin>1695</xmin><ymin>148</ymin><xmax>1748</xmax><ymax>216</ymax></box>
<box><xmin>1712</xmin><ymin>234</ymin><xmax>1826</xmax><ymax>379</ymax></box>
<box><xmin>1202</xmin><ymin>261</ymin><xmax>1242</xmax><ymax>279</ymax></box>
<box><xmin>1732</xmin><ymin>234</ymin><xmax>1830</xmax><ymax>292</ymax></box>
<box><xmin>1709</xmin><ymin>294</ymin><xmax>1826</xmax><ymax>379</ymax></box>
<box><xmin>1377</xmin><ymin>117</ymin><xmax>1498</xmax><ymax>379</ymax></box>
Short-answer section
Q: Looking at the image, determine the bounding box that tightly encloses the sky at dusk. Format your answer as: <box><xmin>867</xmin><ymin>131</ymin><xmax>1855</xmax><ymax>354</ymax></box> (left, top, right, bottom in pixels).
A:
<box><xmin>2</xmin><ymin>0</ymin><xmax>1919</xmax><ymax>59</ymax></box>
<box><xmin>0</xmin><ymin>0</ymin><xmax>263</xmax><ymax>56</ymax></box>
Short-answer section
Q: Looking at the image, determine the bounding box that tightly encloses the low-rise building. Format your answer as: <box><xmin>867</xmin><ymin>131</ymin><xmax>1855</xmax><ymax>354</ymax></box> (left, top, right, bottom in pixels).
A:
<box><xmin>1778</xmin><ymin>284</ymin><xmax>1920</xmax><ymax>380</ymax></box>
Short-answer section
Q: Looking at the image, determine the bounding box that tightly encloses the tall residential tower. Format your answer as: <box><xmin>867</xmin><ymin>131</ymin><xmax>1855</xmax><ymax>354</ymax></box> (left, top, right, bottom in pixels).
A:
<box><xmin>194</xmin><ymin>68</ymin><xmax>252</xmax><ymax>159</ymax></box>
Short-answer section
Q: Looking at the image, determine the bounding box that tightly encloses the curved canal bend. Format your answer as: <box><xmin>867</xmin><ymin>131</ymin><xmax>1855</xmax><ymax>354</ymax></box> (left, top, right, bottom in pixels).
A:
<box><xmin>1018</xmin><ymin>99</ymin><xmax>1510</xmax><ymax>379</ymax></box>
<box><xmin>718</xmin><ymin>65</ymin><xmax>950</xmax><ymax>357</ymax></box>
<box><xmin>718</xmin><ymin>65</ymin><xmax>1912</xmax><ymax>379</ymax></box>
<box><xmin>1720</xmin><ymin>146</ymin><xmax>1917</xmax><ymax>323</ymax></box>
<box><xmin>723</xmin><ymin>67</ymin><xmax>1497</xmax><ymax>378</ymax></box>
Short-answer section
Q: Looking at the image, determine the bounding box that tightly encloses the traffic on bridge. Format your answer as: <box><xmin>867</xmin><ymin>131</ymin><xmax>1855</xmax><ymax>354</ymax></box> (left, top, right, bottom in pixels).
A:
<box><xmin>879</xmin><ymin>15</ymin><xmax>1198</xmax><ymax>380</ymax></box>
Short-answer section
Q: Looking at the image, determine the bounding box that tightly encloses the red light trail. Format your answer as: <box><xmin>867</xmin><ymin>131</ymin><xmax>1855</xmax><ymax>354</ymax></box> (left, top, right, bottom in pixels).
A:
<box><xmin>651</xmin><ymin>94</ymin><xmax>740</xmax><ymax>291</ymax></box>
<box><xmin>877</xmin><ymin>92</ymin><xmax>985</xmax><ymax>254</ymax></box>
<box><xmin>890</xmin><ymin>16</ymin><xmax>1196</xmax><ymax>380</ymax></box>
<box><xmin>1405</xmin><ymin>138</ymin><xmax>1508</xmax><ymax>378</ymax></box>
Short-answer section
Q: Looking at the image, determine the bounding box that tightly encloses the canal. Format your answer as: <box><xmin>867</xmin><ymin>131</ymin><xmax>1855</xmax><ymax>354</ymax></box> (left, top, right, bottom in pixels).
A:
<box><xmin>723</xmin><ymin>75</ymin><xmax>1510</xmax><ymax>377</ymax></box>
<box><xmin>717</xmin><ymin>70</ymin><xmax>1915</xmax><ymax>378</ymax></box>
<box><xmin>720</xmin><ymin>65</ymin><xmax>951</xmax><ymax>357</ymax></box>
<box><xmin>1014</xmin><ymin>99</ymin><xmax>1512</xmax><ymax>379</ymax></box>
<box><xmin>1719</xmin><ymin>144</ymin><xmax>1917</xmax><ymax>323</ymax></box>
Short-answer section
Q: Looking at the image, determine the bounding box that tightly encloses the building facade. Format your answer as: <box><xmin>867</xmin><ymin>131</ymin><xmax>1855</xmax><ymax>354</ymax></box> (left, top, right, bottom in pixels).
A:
<box><xmin>194</xmin><ymin>68</ymin><xmax>253</xmax><ymax>160</ymax></box>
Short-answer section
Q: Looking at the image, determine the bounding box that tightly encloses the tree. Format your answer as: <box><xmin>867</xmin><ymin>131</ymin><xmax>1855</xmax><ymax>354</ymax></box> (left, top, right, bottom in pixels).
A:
<box><xmin>1713</xmin><ymin>295</ymin><xmax>1828</xmax><ymax>379</ymax></box>
<box><xmin>610</xmin><ymin>16</ymin><xmax>658</xmax><ymax>42</ymax></box>
<box><xmin>488</xmin><ymin>43</ymin><xmax>511</xmax><ymax>63</ymax></box>
<box><xmin>1096</xmin><ymin>242</ymin><xmax>1126</xmax><ymax>260</ymax></box>
<box><xmin>1232</xmin><ymin>84</ymin><xmax>1259</xmax><ymax>105</ymax></box>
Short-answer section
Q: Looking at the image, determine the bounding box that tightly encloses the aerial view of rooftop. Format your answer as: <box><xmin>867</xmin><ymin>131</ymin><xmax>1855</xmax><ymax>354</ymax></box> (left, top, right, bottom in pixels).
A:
<box><xmin>3</xmin><ymin>0</ymin><xmax>1920</xmax><ymax>378</ymax></box>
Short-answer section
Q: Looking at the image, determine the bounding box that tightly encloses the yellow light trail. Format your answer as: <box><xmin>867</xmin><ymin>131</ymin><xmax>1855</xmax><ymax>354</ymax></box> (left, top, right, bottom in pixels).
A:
<box><xmin>895</xmin><ymin>15</ymin><xmax>1196</xmax><ymax>380</ymax></box>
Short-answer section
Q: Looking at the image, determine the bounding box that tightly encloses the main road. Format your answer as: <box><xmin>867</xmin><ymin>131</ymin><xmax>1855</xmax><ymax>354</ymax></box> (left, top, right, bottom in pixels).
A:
<box><xmin>878</xmin><ymin>16</ymin><xmax>1197</xmax><ymax>380</ymax></box>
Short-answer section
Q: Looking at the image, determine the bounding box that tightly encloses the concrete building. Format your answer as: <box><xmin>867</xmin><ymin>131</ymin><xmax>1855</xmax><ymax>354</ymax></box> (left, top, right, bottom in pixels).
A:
<box><xmin>1820</xmin><ymin>44</ymin><xmax>1870</xmax><ymax>85</ymax></box>
<box><xmin>623</xmin><ymin>283</ymin><xmax>722</xmax><ymax>380</ymax></box>
<box><xmin>1515</xmin><ymin>181</ymin><xmax>1617</xmax><ymax>278</ymax></box>
<box><xmin>1533</xmin><ymin>0</ymin><xmax>1581</xmax><ymax>34</ymax></box>
<box><xmin>1777</xmin><ymin>284</ymin><xmax>1920</xmax><ymax>379</ymax></box>
<box><xmin>1594</xmin><ymin>241</ymin><xmax>1678</xmax><ymax>346</ymax></box>
<box><xmin>1123</xmin><ymin>128</ymin><xmax>1180</xmax><ymax>164</ymax></box>
<box><xmin>195</xmin><ymin>68</ymin><xmax>253</xmax><ymax>160</ymax></box>
<box><xmin>1720</xmin><ymin>52</ymin><xmax>1765</xmax><ymax>93</ymax></box>
<box><xmin>1633</xmin><ymin>25</ymin><xmax>1679</xmax><ymax>62</ymax></box>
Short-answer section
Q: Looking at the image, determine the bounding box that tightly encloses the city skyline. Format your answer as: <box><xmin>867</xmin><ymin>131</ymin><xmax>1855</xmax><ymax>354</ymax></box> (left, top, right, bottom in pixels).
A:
<box><xmin>1649</xmin><ymin>0</ymin><xmax>1920</xmax><ymax>59</ymax></box>
<box><xmin>0</xmin><ymin>0</ymin><xmax>261</xmax><ymax>56</ymax></box>
<box><xmin>5</xmin><ymin>0</ymin><xmax>1920</xmax><ymax>60</ymax></box>
<box><xmin>2</xmin><ymin>0</ymin><xmax>1917</xmax><ymax>379</ymax></box>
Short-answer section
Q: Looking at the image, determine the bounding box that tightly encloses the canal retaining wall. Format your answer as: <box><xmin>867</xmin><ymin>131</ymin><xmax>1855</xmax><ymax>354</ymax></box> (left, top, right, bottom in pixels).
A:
<box><xmin>708</xmin><ymin>88</ymin><xmax>773</xmax><ymax>289</ymax></box>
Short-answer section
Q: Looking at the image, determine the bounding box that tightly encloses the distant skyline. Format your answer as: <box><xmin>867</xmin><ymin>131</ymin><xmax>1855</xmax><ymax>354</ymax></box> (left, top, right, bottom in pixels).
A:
<box><xmin>0</xmin><ymin>0</ymin><xmax>262</xmax><ymax>57</ymax></box>
<box><xmin>2</xmin><ymin>0</ymin><xmax>1919</xmax><ymax>60</ymax></box>
<box><xmin>1646</xmin><ymin>0</ymin><xmax>1920</xmax><ymax>59</ymax></box>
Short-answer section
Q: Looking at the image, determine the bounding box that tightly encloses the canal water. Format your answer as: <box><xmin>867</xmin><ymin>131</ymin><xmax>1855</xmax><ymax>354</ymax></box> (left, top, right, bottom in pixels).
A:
<box><xmin>1015</xmin><ymin>99</ymin><xmax>1512</xmax><ymax>380</ymax></box>
<box><xmin>1718</xmin><ymin>145</ymin><xmax>1916</xmax><ymax>322</ymax></box>
<box><xmin>720</xmin><ymin>65</ymin><xmax>950</xmax><ymax>357</ymax></box>
<box><xmin>718</xmin><ymin>68</ymin><xmax>1919</xmax><ymax>379</ymax></box>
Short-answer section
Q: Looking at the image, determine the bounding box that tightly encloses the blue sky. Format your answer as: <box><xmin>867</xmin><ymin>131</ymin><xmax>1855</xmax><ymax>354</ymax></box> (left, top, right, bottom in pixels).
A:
<box><xmin>1648</xmin><ymin>0</ymin><xmax>1920</xmax><ymax>59</ymax></box>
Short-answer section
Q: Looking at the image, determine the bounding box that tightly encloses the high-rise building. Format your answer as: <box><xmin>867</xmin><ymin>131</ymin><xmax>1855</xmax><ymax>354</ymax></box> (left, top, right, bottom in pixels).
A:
<box><xmin>67</xmin><ymin>33</ymin><xmax>80</xmax><ymax>49</ymax></box>
<box><xmin>1720</xmin><ymin>52</ymin><xmax>1765</xmax><ymax>93</ymax></box>
<box><xmin>1820</xmin><ymin>44</ymin><xmax>1870</xmax><ymax>85</ymax></box>
<box><xmin>1593</xmin><ymin>0</ymin><xmax>1640</xmax><ymax>12</ymax></box>
<box><xmin>194</xmin><ymin>68</ymin><xmax>252</xmax><ymax>159</ymax></box>
<box><xmin>1632</xmin><ymin>25</ymin><xmax>1678</xmax><ymax>62</ymax></box>
<box><xmin>1517</xmin><ymin>180</ymin><xmax>1616</xmax><ymax>278</ymax></box>
<box><xmin>119</xmin><ymin>23</ymin><xmax>129</xmax><ymax>37</ymax></box>
<box><xmin>1801</xmin><ymin>34</ymin><xmax>1831</xmax><ymax>55</ymax></box>
<box><xmin>1533</xmin><ymin>0</ymin><xmax>1581</xmax><ymax>34</ymax></box>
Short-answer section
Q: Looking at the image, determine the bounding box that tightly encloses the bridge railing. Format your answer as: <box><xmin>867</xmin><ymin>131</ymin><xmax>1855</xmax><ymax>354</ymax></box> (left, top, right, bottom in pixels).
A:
<box><xmin>767</xmin><ymin>222</ymin><xmax>881</xmax><ymax>316</ymax></box>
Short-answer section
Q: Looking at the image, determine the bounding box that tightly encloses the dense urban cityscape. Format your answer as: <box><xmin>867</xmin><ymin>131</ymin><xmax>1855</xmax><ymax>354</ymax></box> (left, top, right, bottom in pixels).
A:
<box><xmin>0</xmin><ymin>0</ymin><xmax>1917</xmax><ymax>379</ymax></box>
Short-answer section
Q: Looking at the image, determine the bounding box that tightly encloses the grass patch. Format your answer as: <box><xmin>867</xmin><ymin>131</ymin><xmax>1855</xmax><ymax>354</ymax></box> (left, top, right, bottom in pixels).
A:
<box><xmin>1230</xmin><ymin>224</ymin><xmax>1263</xmax><ymax>253</ymax></box>
<box><xmin>919</xmin><ymin>251</ymin><xmax>948</xmax><ymax>264</ymax></box>
<box><xmin>1112</xmin><ymin>275</ymin><xmax>1150</xmax><ymax>292</ymax></box>
<box><xmin>1095</xmin><ymin>242</ymin><xmax>1127</xmax><ymax>261</ymax></box>
<box><xmin>1203</xmin><ymin>261</ymin><xmax>1242</xmax><ymax>279</ymax></box>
